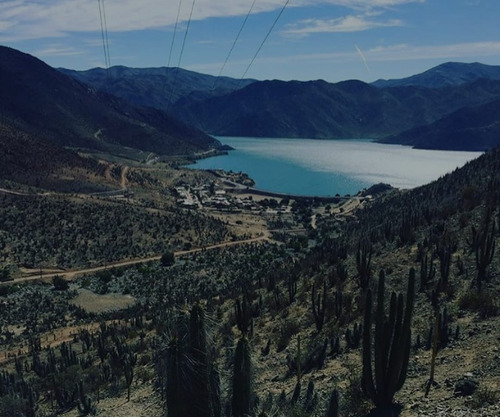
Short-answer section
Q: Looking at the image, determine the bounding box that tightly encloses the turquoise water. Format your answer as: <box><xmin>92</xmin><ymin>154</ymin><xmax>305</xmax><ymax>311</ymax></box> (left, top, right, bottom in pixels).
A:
<box><xmin>188</xmin><ymin>137</ymin><xmax>482</xmax><ymax>197</ymax></box>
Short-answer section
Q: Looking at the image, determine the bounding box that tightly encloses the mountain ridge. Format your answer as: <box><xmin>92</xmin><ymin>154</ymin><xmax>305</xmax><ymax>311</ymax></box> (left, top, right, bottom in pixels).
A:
<box><xmin>0</xmin><ymin>45</ymin><xmax>220</xmax><ymax>156</ymax></box>
<box><xmin>372</xmin><ymin>61</ymin><xmax>500</xmax><ymax>88</ymax></box>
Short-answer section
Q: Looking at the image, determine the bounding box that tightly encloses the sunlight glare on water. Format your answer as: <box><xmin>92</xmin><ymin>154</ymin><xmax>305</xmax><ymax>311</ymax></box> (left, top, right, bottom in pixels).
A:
<box><xmin>189</xmin><ymin>137</ymin><xmax>482</xmax><ymax>196</ymax></box>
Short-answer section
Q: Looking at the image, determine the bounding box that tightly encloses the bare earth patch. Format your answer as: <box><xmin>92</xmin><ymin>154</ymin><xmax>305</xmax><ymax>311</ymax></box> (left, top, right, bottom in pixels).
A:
<box><xmin>71</xmin><ymin>288</ymin><xmax>135</xmax><ymax>314</ymax></box>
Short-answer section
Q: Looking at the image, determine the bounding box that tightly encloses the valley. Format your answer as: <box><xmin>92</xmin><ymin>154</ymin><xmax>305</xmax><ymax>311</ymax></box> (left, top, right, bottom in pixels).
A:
<box><xmin>0</xmin><ymin>45</ymin><xmax>499</xmax><ymax>417</ymax></box>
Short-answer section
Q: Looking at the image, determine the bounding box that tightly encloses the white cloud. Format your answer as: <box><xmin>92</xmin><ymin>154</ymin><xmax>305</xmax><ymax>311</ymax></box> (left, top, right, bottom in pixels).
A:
<box><xmin>0</xmin><ymin>0</ymin><xmax>425</xmax><ymax>42</ymax></box>
<box><xmin>283</xmin><ymin>15</ymin><xmax>403</xmax><ymax>35</ymax></box>
<box><xmin>33</xmin><ymin>46</ymin><xmax>84</xmax><ymax>57</ymax></box>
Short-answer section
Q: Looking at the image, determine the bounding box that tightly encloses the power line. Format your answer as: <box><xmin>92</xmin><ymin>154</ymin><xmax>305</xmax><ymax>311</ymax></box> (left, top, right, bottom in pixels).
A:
<box><xmin>213</xmin><ymin>0</ymin><xmax>257</xmax><ymax>90</ymax></box>
<box><xmin>101</xmin><ymin>0</ymin><xmax>112</xmax><ymax>69</ymax></box>
<box><xmin>240</xmin><ymin>0</ymin><xmax>291</xmax><ymax>83</ymax></box>
<box><xmin>167</xmin><ymin>0</ymin><xmax>183</xmax><ymax>68</ymax></box>
<box><xmin>168</xmin><ymin>0</ymin><xmax>197</xmax><ymax>108</ymax></box>
<box><xmin>97</xmin><ymin>0</ymin><xmax>110</xmax><ymax>69</ymax></box>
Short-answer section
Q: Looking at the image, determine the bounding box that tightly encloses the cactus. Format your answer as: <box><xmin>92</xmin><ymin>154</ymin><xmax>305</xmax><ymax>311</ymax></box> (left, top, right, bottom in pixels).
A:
<box><xmin>419</xmin><ymin>253</ymin><xmax>435</xmax><ymax>292</ymax></box>
<box><xmin>123</xmin><ymin>352</ymin><xmax>137</xmax><ymax>402</ymax></box>
<box><xmin>472</xmin><ymin>211</ymin><xmax>496</xmax><ymax>291</ymax></box>
<box><xmin>232</xmin><ymin>337</ymin><xmax>252</xmax><ymax>417</ymax></box>
<box><xmin>235</xmin><ymin>297</ymin><xmax>251</xmax><ymax>336</ymax></box>
<box><xmin>287</xmin><ymin>274</ymin><xmax>298</xmax><ymax>304</ymax></box>
<box><xmin>361</xmin><ymin>269</ymin><xmax>415</xmax><ymax>408</ymax></box>
<box><xmin>77</xmin><ymin>380</ymin><xmax>96</xmax><ymax>416</ymax></box>
<box><xmin>356</xmin><ymin>238</ymin><xmax>372</xmax><ymax>291</ymax></box>
<box><xmin>345</xmin><ymin>323</ymin><xmax>362</xmax><ymax>349</ymax></box>
<box><xmin>312</xmin><ymin>281</ymin><xmax>327</xmax><ymax>332</ymax></box>
<box><xmin>325</xmin><ymin>389</ymin><xmax>339</xmax><ymax>417</ymax></box>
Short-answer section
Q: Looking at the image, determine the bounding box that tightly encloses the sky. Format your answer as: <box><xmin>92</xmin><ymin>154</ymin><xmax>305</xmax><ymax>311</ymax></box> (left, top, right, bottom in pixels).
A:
<box><xmin>1</xmin><ymin>0</ymin><xmax>499</xmax><ymax>83</ymax></box>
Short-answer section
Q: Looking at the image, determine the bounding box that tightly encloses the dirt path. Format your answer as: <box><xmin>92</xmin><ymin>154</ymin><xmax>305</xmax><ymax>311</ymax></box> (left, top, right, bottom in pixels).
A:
<box><xmin>121</xmin><ymin>166</ymin><xmax>129</xmax><ymax>189</ymax></box>
<box><xmin>3</xmin><ymin>236</ymin><xmax>270</xmax><ymax>286</ymax></box>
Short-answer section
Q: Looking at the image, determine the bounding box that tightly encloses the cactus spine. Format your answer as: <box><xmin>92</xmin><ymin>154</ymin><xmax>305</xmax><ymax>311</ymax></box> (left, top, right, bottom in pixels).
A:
<box><xmin>361</xmin><ymin>269</ymin><xmax>415</xmax><ymax>408</ymax></box>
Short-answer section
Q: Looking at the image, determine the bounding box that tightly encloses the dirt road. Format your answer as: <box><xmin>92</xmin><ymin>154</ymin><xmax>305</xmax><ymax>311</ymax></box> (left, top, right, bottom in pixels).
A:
<box><xmin>2</xmin><ymin>236</ymin><xmax>270</xmax><ymax>286</ymax></box>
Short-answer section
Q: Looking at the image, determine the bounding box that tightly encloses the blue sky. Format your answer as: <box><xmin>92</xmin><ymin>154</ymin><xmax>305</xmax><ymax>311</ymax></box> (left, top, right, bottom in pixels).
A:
<box><xmin>1</xmin><ymin>0</ymin><xmax>499</xmax><ymax>83</ymax></box>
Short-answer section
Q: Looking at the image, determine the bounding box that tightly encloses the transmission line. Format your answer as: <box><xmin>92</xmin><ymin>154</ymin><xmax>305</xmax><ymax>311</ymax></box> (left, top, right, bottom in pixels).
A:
<box><xmin>167</xmin><ymin>0</ymin><xmax>183</xmax><ymax>68</ymax></box>
<box><xmin>168</xmin><ymin>0</ymin><xmax>197</xmax><ymax>108</ymax></box>
<box><xmin>240</xmin><ymin>0</ymin><xmax>291</xmax><ymax>83</ymax></box>
<box><xmin>97</xmin><ymin>0</ymin><xmax>110</xmax><ymax>69</ymax></box>
<box><xmin>101</xmin><ymin>0</ymin><xmax>111</xmax><ymax>69</ymax></box>
<box><xmin>213</xmin><ymin>0</ymin><xmax>258</xmax><ymax>89</ymax></box>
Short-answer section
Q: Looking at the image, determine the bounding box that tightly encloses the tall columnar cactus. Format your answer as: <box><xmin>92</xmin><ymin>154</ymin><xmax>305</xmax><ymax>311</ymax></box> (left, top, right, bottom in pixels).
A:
<box><xmin>419</xmin><ymin>253</ymin><xmax>435</xmax><ymax>292</ymax></box>
<box><xmin>235</xmin><ymin>297</ymin><xmax>251</xmax><ymax>336</ymax></box>
<box><xmin>473</xmin><ymin>212</ymin><xmax>496</xmax><ymax>291</ymax></box>
<box><xmin>361</xmin><ymin>269</ymin><xmax>415</xmax><ymax>408</ymax></box>
<box><xmin>312</xmin><ymin>280</ymin><xmax>327</xmax><ymax>332</ymax></box>
<box><xmin>356</xmin><ymin>238</ymin><xmax>372</xmax><ymax>291</ymax></box>
<box><xmin>232</xmin><ymin>337</ymin><xmax>252</xmax><ymax>417</ymax></box>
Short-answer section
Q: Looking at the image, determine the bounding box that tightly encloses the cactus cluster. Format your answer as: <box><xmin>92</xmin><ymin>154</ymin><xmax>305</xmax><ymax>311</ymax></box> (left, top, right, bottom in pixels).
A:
<box><xmin>361</xmin><ymin>269</ymin><xmax>415</xmax><ymax>408</ymax></box>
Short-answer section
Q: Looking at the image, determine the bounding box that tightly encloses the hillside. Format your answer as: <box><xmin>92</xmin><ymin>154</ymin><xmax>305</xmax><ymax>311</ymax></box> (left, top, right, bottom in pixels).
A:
<box><xmin>0</xmin><ymin>46</ymin><xmax>220</xmax><ymax>156</ymax></box>
<box><xmin>379</xmin><ymin>98</ymin><xmax>500</xmax><ymax>151</ymax></box>
<box><xmin>0</xmin><ymin>119</ymin><xmax>113</xmax><ymax>192</ymax></box>
<box><xmin>58</xmin><ymin>66</ymin><xmax>255</xmax><ymax>111</ymax></box>
<box><xmin>170</xmin><ymin>77</ymin><xmax>500</xmax><ymax>143</ymax></box>
<box><xmin>0</xmin><ymin>136</ymin><xmax>498</xmax><ymax>417</ymax></box>
<box><xmin>373</xmin><ymin>62</ymin><xmax>500</xmax><ymax>88</ymax></box>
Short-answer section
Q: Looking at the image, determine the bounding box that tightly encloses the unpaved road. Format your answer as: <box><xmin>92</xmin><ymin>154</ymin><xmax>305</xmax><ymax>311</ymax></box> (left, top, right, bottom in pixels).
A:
<box><xmin>2</xmin><ymin>236</ymin><xmax>270</xmax><ymax>286</ymax></box>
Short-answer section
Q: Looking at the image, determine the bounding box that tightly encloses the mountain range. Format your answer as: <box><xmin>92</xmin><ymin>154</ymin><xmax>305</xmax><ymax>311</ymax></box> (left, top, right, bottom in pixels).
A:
<box><xmin>0</xmin><ymin>45</ymin><xmax>220</xmax><ymax>157</ymax></box>
<box><xmin>2</xmin><ymin>45</ymin><xmax>500</xmax><ymax>155</ymax></box>
<box><xmin>60</xmin><ymin>60</ymin><xmax>500</xmax><ymax>151</ymax></box>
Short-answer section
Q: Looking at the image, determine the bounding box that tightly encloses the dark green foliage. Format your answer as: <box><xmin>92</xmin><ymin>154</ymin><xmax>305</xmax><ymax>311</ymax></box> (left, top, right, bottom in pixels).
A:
<box><xmin>52</xmin><ymin>275</ymin><xmax>69</xmax><ymax>291</ymax></box>
<box><xmin>232</xmin><ymin>337</ymin><xmax>252</xmax><ymax>417</ymax></box>
<box><xmin>311</xmin><ymin>280</ymin><xmax>327</xmax><ymax>332</ymax></box>
<box><xmin>361</xmin><ymin>269</ymin><xmax>415</xmax><ymax>408</ymax></box>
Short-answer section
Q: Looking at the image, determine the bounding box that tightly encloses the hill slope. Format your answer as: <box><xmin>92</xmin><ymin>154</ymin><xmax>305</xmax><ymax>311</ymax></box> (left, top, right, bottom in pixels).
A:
<box><xmin>379</xmin><ymin>98</ymin><xmax>500</xmax><ymax>151</ymax></box>
<box><xmin>0</xmin><ymin>46</ymin><xmax>220</xmax><ymax>155</ymax></box>
<box><xmin>372</xmin><ymin>61</ymin><xmax>500</xmax><ymax>88</ymax></box>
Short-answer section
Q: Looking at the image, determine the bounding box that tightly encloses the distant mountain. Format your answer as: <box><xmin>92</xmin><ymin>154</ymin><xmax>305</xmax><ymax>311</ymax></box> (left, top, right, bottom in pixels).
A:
<box><xmin>169</xmin><ymin>77</ymin><xmax>500</xmax><ymax>141</ymax></box>
<box><xmin>372</xmin><ymin>62</ymin><xmax>500</xmax><ymax>88</ymax></box>
<box><xmin>58</xmin><ymin>66</ymin><xmax>255</xmax><ymax>111</ymax></box>
<box><xmin>0</xmin><ymin>46</ymin><xmax>220</xmax><ymax>156</ymax></box>
<box><xmin>378</xmin><ymin>98</ymin><xmax>500</xmax><ymax>151</ymax></box>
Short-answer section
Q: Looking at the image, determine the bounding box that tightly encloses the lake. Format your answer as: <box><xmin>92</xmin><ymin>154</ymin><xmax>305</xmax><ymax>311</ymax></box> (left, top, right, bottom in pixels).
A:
<box><xmin>188</xmin><ymin>137</ymin><xmax>482</xmax><ymax>197</ymax></box>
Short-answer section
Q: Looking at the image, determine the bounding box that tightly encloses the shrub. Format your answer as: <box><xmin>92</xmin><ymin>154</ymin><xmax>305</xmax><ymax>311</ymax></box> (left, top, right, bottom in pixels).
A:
<box><xmin>459</xmin><ymin>291</ymin><xmax>499</xmax><ymax>318</ymax></box>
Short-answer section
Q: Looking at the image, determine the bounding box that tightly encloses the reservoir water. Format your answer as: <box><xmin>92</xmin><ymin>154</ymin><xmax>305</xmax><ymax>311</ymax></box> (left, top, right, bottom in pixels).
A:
<box><xmin>188</xmin><ymin>137</ymin><xmax>482</xmax><ymax>197</ymax></box>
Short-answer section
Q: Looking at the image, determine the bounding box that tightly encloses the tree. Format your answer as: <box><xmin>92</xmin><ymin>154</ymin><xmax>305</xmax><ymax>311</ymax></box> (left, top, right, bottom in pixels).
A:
<box><xmin>160</xmin><ymin>251</ymin><xmax>175</xmax><ymax>267</ymax></box>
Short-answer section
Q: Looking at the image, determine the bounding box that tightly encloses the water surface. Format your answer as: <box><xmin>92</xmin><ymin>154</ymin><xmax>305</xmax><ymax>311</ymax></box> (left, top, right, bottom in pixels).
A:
<box><xmin>189</xmin><ymin>137</ymin><xmax>482</xmax><ymax>196</ymax></box>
